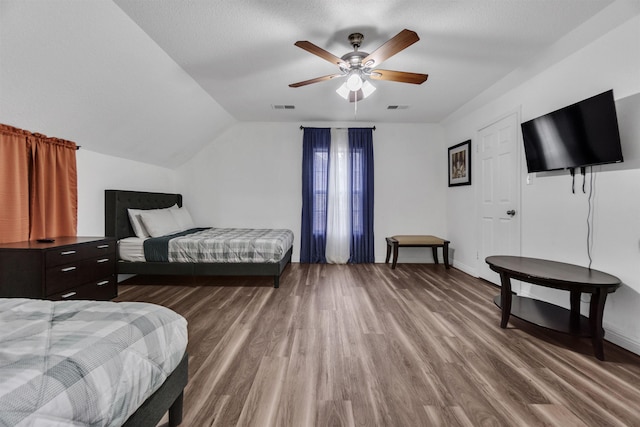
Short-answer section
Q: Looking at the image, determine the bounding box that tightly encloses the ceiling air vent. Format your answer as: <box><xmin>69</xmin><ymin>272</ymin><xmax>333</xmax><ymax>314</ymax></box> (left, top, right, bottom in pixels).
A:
<box><xmin>272</xmin><ymin>105</ymin><xmax>296</xmax><ymax>110</ymax></box>
<box><xmin>387</xmin><ymin>105</ymin><xmax>409</xmax><ymax>110</ymax></box>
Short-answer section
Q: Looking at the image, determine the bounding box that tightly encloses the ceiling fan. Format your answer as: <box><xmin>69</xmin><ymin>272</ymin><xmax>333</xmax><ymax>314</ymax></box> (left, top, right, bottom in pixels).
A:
<box><xmin>289</xmin><ymin>29</ymin><xmax>428</xmax><ymax>102</ymax></box>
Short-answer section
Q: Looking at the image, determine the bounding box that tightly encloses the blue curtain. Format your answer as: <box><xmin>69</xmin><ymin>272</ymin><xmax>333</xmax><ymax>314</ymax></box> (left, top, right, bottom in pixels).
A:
<box><xmin>300</xmin><ymin>128</ymin><xmax>330</xmax><ymax>263</ymax></box>
<box><xmin>348</xmin><ymin>128</ymin><xmax>375</xmax><ymax>263</ymax></box>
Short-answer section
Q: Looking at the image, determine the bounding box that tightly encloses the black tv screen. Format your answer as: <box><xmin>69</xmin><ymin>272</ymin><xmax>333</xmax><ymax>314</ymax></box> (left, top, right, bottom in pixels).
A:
<box><xmin>521</xmin><ymin>90</ymin><xmax>623</xmax><ymax>172</ymax></box>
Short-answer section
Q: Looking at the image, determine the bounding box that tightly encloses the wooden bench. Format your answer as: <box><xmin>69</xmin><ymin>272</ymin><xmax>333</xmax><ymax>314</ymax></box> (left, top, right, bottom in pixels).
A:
<box><xmin>385</xmin><ymin>235</ymin><xmax>450</xmax><ymax>269</ymax></box>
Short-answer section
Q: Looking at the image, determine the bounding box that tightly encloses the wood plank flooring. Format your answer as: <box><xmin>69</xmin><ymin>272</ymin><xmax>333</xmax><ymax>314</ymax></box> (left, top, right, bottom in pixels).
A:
<box><xmin>116</xmin><ymin>264</ymin><xmax>640</xmax><ymax>426</ymax></box>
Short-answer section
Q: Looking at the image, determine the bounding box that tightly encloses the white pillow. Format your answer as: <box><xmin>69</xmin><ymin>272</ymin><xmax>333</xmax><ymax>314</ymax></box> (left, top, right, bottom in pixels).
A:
<box><xmin>127</xmin><ymin>208</ymin><xmax>150</xmax><ymax>238</ymax></box>
<box><xmin>128</xmin><ymin>205</ymin><xmax>179</xmax><ymax>238</ymax></box>
<box><xmin>139</xmin><ymin>208</ymin><xmax>181</xmax><ymax>237</ymax></box>
<box><xmin>170</xmin><ymin>206</ymin><xmax>195</xmax><ymax>230</ymax></box>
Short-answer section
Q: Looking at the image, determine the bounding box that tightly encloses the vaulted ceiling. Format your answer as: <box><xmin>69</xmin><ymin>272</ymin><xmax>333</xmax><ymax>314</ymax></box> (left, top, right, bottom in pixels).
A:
<box><xmin>114</xmin><ymin>0</ymin><xmax>615</xmax><ymax>123</ymax></box>
<box><xmin>1</xmin><ymin>0</ymin><xmax>630</xmax><ymax>167</ymax></box>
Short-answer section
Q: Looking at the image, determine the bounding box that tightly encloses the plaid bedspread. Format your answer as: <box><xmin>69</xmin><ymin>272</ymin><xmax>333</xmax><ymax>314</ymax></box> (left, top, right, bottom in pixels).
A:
<box><xmin>0</xmin><ymin>299</ymin><xmax>187</xmax><ymax>427</ymax></box>
<box><xmin>166</xmin><ymin>227</ymin><xmax>294</xmax><ymax>263</ymax></box>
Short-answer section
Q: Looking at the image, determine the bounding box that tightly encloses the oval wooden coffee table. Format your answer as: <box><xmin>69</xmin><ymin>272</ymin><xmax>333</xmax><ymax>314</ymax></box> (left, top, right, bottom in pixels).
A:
<box><xmin>485</xmin><ymin>256</ymin><xmax>621</xmax><ymax>361</ymax></box>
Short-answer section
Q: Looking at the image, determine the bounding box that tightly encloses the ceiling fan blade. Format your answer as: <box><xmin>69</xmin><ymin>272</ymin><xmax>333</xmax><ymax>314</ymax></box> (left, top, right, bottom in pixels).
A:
<box><xmin>361</xmin><ymin>29</ymin><xmax>420</xmax><ymax>67</ymax></box>
<box><xmin>369</xmin><ymin>69</ymin><xmax>428</xmax><ymax>85</ymax></box>
<box><xmin>294</xmin><ymin>41</ymin><xmax>348</xmax><ymax>68</ymax></box>
<box><xmin>289</xmin><ymin>73</ymin><xmax>344</xmax><ymax>88</ymax></box>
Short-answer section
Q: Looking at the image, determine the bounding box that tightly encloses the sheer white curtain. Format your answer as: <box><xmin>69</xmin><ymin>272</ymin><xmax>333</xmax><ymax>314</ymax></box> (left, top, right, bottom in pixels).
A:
<box><xmin>326</xmin><ymin>128</ymin><xmax>351</xmax><ymax>263</ymax></box>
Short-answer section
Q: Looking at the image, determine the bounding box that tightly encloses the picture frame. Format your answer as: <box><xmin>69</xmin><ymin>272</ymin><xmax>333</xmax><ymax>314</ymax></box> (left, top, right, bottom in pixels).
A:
<box><xmin>448</xmin><ymin>140</ymin><xmax>472</xmax><ymax>187</ymax></box>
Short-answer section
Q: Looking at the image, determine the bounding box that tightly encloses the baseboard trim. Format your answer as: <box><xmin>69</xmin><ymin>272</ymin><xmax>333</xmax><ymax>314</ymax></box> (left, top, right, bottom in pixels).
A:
<box><xmin>603</xmin><ymin>323</ymin><xmax>640</xmax><ymax>356</ymax></box>
<box><xmin>451</xmin><ymin>260</ymin><xmax>477</xmax><ymax>277</ymax></box>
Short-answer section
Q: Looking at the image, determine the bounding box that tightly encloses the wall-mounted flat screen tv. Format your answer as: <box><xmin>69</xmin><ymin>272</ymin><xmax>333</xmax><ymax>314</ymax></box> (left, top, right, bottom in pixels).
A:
<box><xmin>521</xmin><ymin>90</ymin><xmax>623</xmax><ymax>173</ymax></box>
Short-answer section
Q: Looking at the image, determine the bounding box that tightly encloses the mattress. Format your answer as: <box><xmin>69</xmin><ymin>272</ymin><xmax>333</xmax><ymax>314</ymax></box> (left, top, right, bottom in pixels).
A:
<box><xmin>168</xmin><ymin>228</ymin><xmax>294</xmax><ymax>263</ymax></box>
<box><xmin>119</xmin><ymin>236</ymin><xmax>147</xmax><ymax>262</ymax></box>
<box><xmin>142</xmin><ymin>227</ymin><xmax>295</xmax><ymax>264</ymax></box>
<box><xmin>0</xmin><ymin>298</ymin><xmax>188</xmax><ymax>426</ymax></box>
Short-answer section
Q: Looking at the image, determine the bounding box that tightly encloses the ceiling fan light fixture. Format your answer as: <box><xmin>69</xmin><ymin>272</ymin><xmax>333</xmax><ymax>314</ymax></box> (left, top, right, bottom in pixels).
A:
<box><xmin>336</xmin><ymin>80</ymin><xmax>376</xmax><ymax>101</ymax></box>
<box><xmin>361</xmin><ymin>80</ymin><xmax>376</xmax><ymax>98</ymax></box>
<box><xmin>346</xmin><ymin>72</ymin><xmax>363</xmax><ymax>91</ymax></box>
<box><xmin>336</xmin><ymin>82</ymin><xmax>350</xmax><ymax>100</ymax></box>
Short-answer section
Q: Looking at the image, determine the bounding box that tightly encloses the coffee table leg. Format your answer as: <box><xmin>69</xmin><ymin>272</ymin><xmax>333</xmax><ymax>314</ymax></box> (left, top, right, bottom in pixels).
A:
<box><xmin>589</xmin><ymin>288</ymin><xmax>608</xmax><ymax>361</ymax></box>
<box><xmin>432</xmin><ymin>247</ymin><xmax>439</xmax><ymax>265</ymax></box>
<box><xmin>443</xmin><ymin>242</ymin><xmax>450</xmax><ymax>269</ymax></box>
<box><xmin>499</xmin><ymin>272</ymin><xmax>512</xmax><ymax>328</ymax></box>
<box><xmin>569</xmin><ymin>290</ymin><xmax>581</xmax><ymax>333</ymax></box>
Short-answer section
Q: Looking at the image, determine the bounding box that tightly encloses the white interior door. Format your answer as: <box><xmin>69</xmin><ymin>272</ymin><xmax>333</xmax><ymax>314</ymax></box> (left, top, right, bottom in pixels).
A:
<box><xmin>477</xmin><ymin>112</ymin><xmax>521</xmax><ymax>285</ymax></box>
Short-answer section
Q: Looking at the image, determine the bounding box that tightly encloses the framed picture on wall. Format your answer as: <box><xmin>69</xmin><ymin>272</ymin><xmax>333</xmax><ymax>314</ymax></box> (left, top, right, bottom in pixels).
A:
<box><xmin>448</xmin><ymin>140</ymin><xmax>471</xmax><ymax>187</ymax></box>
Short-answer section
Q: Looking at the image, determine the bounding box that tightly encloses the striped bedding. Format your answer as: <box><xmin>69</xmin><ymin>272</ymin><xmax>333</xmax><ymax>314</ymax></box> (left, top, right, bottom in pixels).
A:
<box><xmin>0</xmin><ymin>298</ymin><xmax>187</xmax><ymax>427</ymax></box>
<box><xmin>145</xmin><ymin>227</ymin><xmax>294</xmax><ymax>263</ymax></box>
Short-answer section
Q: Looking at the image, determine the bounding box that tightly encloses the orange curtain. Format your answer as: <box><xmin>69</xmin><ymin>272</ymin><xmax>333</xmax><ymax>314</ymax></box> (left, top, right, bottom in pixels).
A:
<box><xmin>0</xmin><ymin>125</ymin><xmax>31</xmax><ymax>244</ymax></box>
<box><xmin>0</xmin><ymin>124</ymin><xmax>77</xmax><ymax>243</ymax></box>
<box><xmin>28</xmin><ymin>134</ymin><xmax>77</xmax><ymax>240</ymax></box>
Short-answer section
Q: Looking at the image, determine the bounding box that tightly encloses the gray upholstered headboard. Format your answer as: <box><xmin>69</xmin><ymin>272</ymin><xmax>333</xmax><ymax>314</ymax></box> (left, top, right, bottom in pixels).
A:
<box><xmin>105</xmin><ymin>190</ymin><xmax>182</xmax><ymax>240</ymax></box>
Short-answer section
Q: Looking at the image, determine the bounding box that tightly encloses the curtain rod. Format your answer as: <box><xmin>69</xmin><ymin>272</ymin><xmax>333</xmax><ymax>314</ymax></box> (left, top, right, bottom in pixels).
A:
<box><xmin>299</xmin><ymin>125</ymin><xmax>376</xmax><ymax>131</ymax></box>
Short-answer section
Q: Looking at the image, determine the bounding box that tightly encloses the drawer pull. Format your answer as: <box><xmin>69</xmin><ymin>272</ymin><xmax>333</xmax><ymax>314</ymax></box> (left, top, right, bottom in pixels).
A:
<box><xmin>96</xmin><ymin>244</ymin><xmax>110</xmax><ymax>249</ymax></box>
<box><xmin>96</xmin><ymin>258</ymin><xmax>110</xmax><ymax>263</ymax></box>
<box><xmin>61</xmin><ymin>291</ymin><xmax>77</xmax><ymax>299</ymax></box>
<box><xmin>60</xmin><ymin>250</ymin><xmax>76</xmax><ymax>256</ymax></box>
<box><xmin>61</xmin><ymin>266</ymin><xmax>77</xmax><ymax>272</ymax></box>
<box><xmin>97</xmin><ymin>280</ymin><xmax>110</xmax><ymax>286</ymax></box>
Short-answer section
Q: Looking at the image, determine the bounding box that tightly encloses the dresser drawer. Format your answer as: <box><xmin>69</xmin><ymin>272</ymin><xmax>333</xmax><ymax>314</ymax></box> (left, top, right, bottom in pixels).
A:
<box><xmin>85</xmin><ymin>240</ymin><xmax>116</xmax><ymax>259</ymax></box>
<box><xmin>45</xmin><ymin>240</ymin><xmax>115</xmax><ymax>268</ymax></box>
<box><xmin>0</xmin><ymin>236</ymin><xmax>117</xmax><ymax>300</ymax></box>
<box><xmin>47</xmin><ymin>276</ymin><xmax>117</xmax><ymax>301</ymax></box>
<box><xmin>45</xmin><ymin>254</ymin><xmax>116</xmax><ymax>295</ymax></box>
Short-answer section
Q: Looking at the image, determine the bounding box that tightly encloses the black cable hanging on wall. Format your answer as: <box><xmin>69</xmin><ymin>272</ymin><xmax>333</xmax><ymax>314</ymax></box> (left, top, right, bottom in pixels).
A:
<box><xmin>586</xmin><ymin>166</ymin><xmax>596</xmax><ymax>269</ymax></box>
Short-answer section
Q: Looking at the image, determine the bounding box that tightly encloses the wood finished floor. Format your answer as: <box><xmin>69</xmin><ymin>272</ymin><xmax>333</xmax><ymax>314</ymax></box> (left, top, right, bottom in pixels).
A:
<box><xmin>116</xmin><ymin>264</ymin><xmax>640</xmax><ymax>427</ymax></box>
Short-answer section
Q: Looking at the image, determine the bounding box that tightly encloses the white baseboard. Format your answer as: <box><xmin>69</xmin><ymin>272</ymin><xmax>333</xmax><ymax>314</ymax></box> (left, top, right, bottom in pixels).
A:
<box><xmin>450</xmin><ymin>260</ymin><xmax>477</xmax><ymax>277</ymax></box>
<box><xmin>603</xmin><ymin>323</ymin><xmax>640</xmax><ymax>356</ymax></box>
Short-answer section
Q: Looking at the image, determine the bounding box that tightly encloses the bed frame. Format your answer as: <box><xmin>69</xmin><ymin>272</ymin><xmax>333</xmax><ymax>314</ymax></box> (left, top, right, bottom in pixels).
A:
<box><xmin>123</xmin><ymin>352</ymin><xmax>188</xmax><ymax>427</ymax></box>
<box><xmin>104</xmin><ymin>190</ymin><xmax>292</xmax><ymax>288</ymax></box>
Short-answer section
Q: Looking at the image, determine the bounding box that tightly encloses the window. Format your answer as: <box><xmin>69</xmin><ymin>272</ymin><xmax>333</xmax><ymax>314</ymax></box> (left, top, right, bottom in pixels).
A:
<box><xmin>312</xmin><ymin>148</ymin><xmax>328</xmax><ymax>235</ymax></box>
<box><xmin>351</xmin><ymin>147</ymin><xmax>363</xmax><ymax>236</ymax></box>
<box><xmin>300</xmin><ymin>127</ymin><xmax>374</xmax><ymax>263</ymax></box>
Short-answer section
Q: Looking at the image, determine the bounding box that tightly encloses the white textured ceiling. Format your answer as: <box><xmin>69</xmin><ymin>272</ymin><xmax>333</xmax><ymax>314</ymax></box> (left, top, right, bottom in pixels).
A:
<box><xmin>114</xmin><ymin>0</ymin><xmax>617</xmax><ymax>123</ymax></box>
<box><xmin>1</xmin><ymin>0</ymin><xmax>634</xmax><ymax>168</ymax></box>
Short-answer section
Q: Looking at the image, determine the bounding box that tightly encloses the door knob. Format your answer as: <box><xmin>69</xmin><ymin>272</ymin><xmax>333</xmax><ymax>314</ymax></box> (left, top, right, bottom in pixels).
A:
<box><xmin>506</xmin><ymin>210</ymin><xmax>516</xmax><ymax>216</ymax></box>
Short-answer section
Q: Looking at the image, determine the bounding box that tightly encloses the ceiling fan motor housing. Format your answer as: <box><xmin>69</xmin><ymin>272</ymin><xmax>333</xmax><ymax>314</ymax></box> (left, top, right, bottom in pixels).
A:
<box><xmin>341</xmin><ymin>33</ymin><xmax>368</xmax><ymax>70</ymax></box>
<box><xmin>341</xmin><ymin>51</ymin><xmax>369</xmax><ymax>69</ymax></box>
<box><xmin>348</xmin><ymin>32</ymin><xmax>364</xmax><ymax>49</ymax></box>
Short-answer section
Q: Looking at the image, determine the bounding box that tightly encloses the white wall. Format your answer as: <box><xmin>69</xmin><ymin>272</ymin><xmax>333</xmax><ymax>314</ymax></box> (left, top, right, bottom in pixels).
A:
<box><xmin>76</xmin><ymin>150</ymin><xmax>176</xmax><ymax>236</ymax></box>
<box><xmin>443</xmin><ymin>15</ymin><xmax>640</xmax><ymax>354</ymax></box>
<box><xmin>176</xmin><ymin>121</ymin><xmax>446</xmax><ymax>263</ymax></box>
<box><xmin>0</xmin><ymin>0</ymin><xmax>235</xmax><ymax>168</ymax></box>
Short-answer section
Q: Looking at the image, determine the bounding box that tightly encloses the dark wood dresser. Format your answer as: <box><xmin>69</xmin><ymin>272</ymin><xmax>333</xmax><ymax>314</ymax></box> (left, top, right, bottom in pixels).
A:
<box><xmin>0</xmin><ymin>236</ymin><xmax>117</xmax><ymax>300</ymax></box>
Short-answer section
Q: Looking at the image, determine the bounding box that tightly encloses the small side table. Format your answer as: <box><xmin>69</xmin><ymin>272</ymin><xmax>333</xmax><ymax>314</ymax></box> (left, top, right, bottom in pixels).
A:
<box><xmin>385</xmin><ymin>235</ymin><xmax>450</xmax><ymax>269</ymax></box>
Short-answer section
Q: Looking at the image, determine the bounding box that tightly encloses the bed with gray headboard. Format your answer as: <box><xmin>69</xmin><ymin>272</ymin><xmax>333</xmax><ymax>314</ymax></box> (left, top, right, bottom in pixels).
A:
<box><xmin>105</xmin><ymin>190</ymin><xmax>293</xmax><ymax>288</ymax></box>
